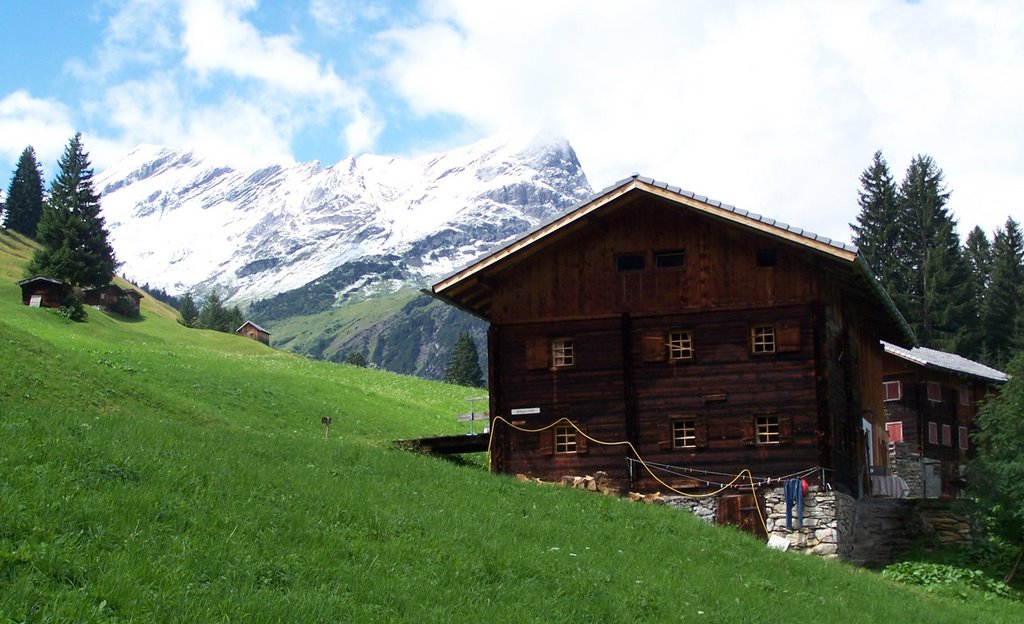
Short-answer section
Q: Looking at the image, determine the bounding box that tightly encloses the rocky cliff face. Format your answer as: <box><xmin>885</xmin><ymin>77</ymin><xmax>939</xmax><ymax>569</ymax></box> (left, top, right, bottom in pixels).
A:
<box><xmin>97</xmin><ymin>134</ymin><xmax>593</xmax><ymax>378</ymax></box>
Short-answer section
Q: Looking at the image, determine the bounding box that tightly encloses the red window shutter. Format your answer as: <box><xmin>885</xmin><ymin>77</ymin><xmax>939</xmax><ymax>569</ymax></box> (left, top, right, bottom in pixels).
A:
<box><xmin>776</xmin><ymin>321</ymin><xmax>801</xmax><ymax>353</ymax></box>
<box><xmin>886</xmin><ymin>421</ymin><xmax>904</xmax><ymax>444</ymax></box>
<box><xmin>525</xmin><ymin>337</ymin><xmax>549</xmax><ymax>370</ymax></box>
<box><xmin>958</xmin><ymin>426</ymin><xmax>969</xmax><ymax>450</ymax></box>
<box><xmin>642</xmin><ymin>333</ymin><xmax>666</xmax><ymax>362</ymax></box>
<box><xmin>928</xmin><ymin>421</ymin><xmax>938</xmax><ymax>445</ymax></box>
<box><xmin>942</xmin><ymin>424</ymin><xmax>952</xmax><ymax>446</ymax></box>
<box><xmin>927</xmin><ymin>381</ymin><xmax>942</xmax><ymax>402</ymax></box>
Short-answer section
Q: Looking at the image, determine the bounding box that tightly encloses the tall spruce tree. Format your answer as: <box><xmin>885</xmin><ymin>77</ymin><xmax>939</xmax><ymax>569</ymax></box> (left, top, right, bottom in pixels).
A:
<box><xmin>850</xmin><ymin>151</ymin><xmax>903</xmax><ymax>294</ymax></box>
<box><xmin>4</xmin><ymin>146</ymin><xmax>45</xmax><ymax>237</ymax></box>
<box><xmin>982</xmin><ymin>218</ymin><xmax>1024</xmax><ymax>367</ymax></box>
<box><xmin>893</xmin><ymin>154</ymin><xmax>957</xmax><ymax>346</ymax></box>
<box><xmin>444</xmin><ymin>331</ymin><xmax>484</xmax><ymax>388</ymax></box>
<box><xmin>198</xmin><ymin>291</ymin><xmax>230</xmax><ymax>332</ymax></box>
<box><xmin>924</xmin><ymin>218</ymin><xmax>978</xmax><ymax>355</ymax></box>
<box><xmin>26</xmin><ymin>134</ymin><xmax>116</xmax><ymax>287</ymax></box>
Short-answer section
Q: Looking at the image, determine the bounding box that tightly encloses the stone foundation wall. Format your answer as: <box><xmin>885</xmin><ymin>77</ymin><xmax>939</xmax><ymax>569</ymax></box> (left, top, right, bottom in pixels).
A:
<box><xmin>661</xmin><ymin>495</ymin><xmax>717</xmax><ymax>524</ymax></box>
<box><xmin>661</xmin><ymin>488</ymin><xmax>855</xmax><ymax>560</ymax></box>
<box><xmin>764</xmin><ymin>488</ymin><xmax>855</xmax><ymax>559</ymax></box>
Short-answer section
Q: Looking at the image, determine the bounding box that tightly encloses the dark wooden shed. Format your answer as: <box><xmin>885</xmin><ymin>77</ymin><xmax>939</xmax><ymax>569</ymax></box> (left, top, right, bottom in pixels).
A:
<box><xmin>17</xmin><ymin>276</ymin><xmax>70</xmax><ymax>308</ymax></box>
<box><xmin>82</xmin><ymin>284</ymin><xmax>144</xmax><ymax>316</ymax></box>
<box><xmin>431</xmin><ymin>174</ymin><xmax>914</xmax><ymax>496</ymax></box>
<box><xmin>236</xmin><ymin>321</ymin><xmax>271</xmax><ymax>345</ymax></box>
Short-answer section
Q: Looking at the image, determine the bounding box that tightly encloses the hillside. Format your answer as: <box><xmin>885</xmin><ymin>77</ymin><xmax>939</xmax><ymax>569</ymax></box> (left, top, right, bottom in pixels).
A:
<box><xmin>1</xmin><ymin>229</ymin><xmax>1021</xmax><ymax>622</ymax></box>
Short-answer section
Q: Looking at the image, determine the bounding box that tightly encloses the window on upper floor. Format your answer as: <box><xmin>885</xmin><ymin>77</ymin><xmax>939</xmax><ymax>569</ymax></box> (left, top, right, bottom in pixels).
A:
<box><xmin>668</xmin><ymin>330</ymin><xmax>694</xmax><ymax>361</ymax></box>
<box><xmin>751</xmin><ymin>325</ymin><xmax>776</xmax><ymax>354</ymax></box>
<box><xmin>551</xmin><ymin>337</ymin><xmax>574</xmax><ymax>368</ymax></box>
<box><xmin>927</xmin><ymin>381</ymin><xmax>942</xmax><ymax>403</ymax></box>
<box><xmin>884</xmin><ymin>380</ymin><xmax>902</xmax><ymax>402</ymax></box>
<box><xmin>928</xmin><ymin>421</ymin><xmax>939</xmax><ymax>445</ymax></box>
<box><xmin>959</xmin><ymin>385</ymin><xmax>971</xmax><ymax>406</ymax></box>
<box><xmin>942</xmin><ymin>424</ymin><xmax>952</xmax><ymax>447</ymax></box>
<box><xmin>654</xmin><ymin>250</ymin><xmax>686</xmax><ymax>269</ymax></box>
<box><xmin>755</xmin><ymin>415</ymin><xmax>780</xmax><ymax>445</ymax></box>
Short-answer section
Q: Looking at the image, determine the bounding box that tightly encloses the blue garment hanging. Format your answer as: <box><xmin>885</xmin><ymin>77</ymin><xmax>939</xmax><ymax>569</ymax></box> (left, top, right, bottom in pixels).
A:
<box><xmin>784</xmin><ymin>479</ymin><xmax>804</xmax><ymax>529</ymax></box>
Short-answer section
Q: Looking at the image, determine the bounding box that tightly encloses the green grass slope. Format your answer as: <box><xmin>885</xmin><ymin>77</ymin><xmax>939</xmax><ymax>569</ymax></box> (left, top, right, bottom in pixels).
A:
<box><xmin>1</xmin><ymin>230</ymin><xmax>1021</xmax><ymax>623</ymax></box>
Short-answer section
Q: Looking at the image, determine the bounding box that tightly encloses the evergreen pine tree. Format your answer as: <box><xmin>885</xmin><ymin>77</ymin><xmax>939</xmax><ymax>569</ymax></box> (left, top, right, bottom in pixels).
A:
<box><xmin>198</xmin><ymin>291</ymin><xmax>230</xmax><ymax>332</ymax></box>
<box><xmin>924</xmin><ymin>218</ymin><xmax>978</xmax><ymax>355</ymax></box>
<box><xmin>178</xmin><ymin>291</ymin><xmax>200</xmax><ymax>328</ymax></box>
<box><xmin>4</xmin><ymin>146</ymin><xmax>45</xmax><ymax>237</ymax></box>
<box><xmin>965</xmin><ymin>226</ymin><xmax>993</xmax><ymax>307</ymax></box>
<box><xmin>226</xmin><ymin>305</ymin><xmax>244</xmax><ymax>333</ymax></box>
<box><xmin>850</xmin><ymin>151</ymin><xmax>903</xmax><ymax>293</ymax></box>
<box><xmin>26</xmin><ymin>134</ymin><xmax>116</xmax><ymax>286</ymax></box>
<box><xmin>344</xmin><ymin>351</ymin><xmax>368</xmax><ymax>367</ymax></box>
<box><xmin>444</xmin><ymin>331</ymin><xmax>484</xmax><ymax>388</ymax></box>
<box><xmin>982</xmin><ymin>218</ymin><xmax>1024</xmax><ymax>367</ymax></box>
<box><xmin>894</xmin><ymin>154</ymin><xmax>953</xmax><ymax>345</ymax></box>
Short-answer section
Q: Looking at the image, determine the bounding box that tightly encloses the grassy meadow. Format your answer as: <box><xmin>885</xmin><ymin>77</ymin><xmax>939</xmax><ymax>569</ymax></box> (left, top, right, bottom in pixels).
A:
<box><xmin>1</xmin><ymin>229</ymin><xmax>1022</xmax><ymax>622</ymax></box>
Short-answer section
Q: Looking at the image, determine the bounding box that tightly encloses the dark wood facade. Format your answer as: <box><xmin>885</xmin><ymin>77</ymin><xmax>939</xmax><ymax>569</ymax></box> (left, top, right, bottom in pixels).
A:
<box><xmin>82</xmin><ymin>284</ymin><xmax>144</xmax><ymax>315</ymax></box>
<box><xmin>433</xmin><ymin>176</ymin><xmax>912</xmax><ymax>495</ymax></box>
<box><xmin>236</xmin><ymin>321</ymin><xmax>271</xmax><ymax>345</ymax></box>
<box><xmin>882</xmin><ymin>344</ymin><xmax>1005</xmax><ymax>495</ymax></box>
<box><xmin>17</xmin><ymin>276</ymin><xmax>70</xmax><ymax>308</ymax></box>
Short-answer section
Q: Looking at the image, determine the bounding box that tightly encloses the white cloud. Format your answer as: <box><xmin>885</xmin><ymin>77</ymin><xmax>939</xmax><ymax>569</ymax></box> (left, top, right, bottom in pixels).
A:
<box><xmin>380</xmin><ymin>0</ymin><xmax>1024</xmax><ymax>240</ymax></box>
<box><xmin>0</xmin><ymin>91</ymin><xmax>76</xmax><ymax>168</ymax></box>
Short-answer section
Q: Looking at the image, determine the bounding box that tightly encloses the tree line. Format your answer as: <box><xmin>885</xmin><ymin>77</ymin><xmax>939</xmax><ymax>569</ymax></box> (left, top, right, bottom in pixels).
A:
<box><xmin>851</xmin><ymin>151</ymin><xmax>1021</xmax><ymax>368</ymax></box>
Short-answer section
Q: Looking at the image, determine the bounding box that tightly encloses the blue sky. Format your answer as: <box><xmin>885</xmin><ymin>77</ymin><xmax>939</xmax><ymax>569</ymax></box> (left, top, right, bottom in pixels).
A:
<box><xmin>2</xmin><ymin>0</ymin><xmax>1022</xmax><ymax>241</ymax></box>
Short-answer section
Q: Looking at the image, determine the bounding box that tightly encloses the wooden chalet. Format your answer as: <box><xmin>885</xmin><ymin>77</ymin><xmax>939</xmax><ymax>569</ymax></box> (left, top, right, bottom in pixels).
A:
<box><xmin>882</xmin><ymin>342</ymin><xmax>1006</xmax><ymax>498</ymax></box>
<box><xmin>431</xmin><ymin>175</ymin><xmax>914</xmax><ymax>497</ymax></box>
<box><xmin>236</xmin><ymin>321</ymin><xmax>271</xmax><ymax>345</ymax></box>
<box><xmin>17</xmin><ymin>276</ymin><xmax>70</xmax><ymax>308</ymax></box>
<box><xmin>82</xmin><ymin>284</ymin><xmax>144</xmax><ymax>315</ymax></box>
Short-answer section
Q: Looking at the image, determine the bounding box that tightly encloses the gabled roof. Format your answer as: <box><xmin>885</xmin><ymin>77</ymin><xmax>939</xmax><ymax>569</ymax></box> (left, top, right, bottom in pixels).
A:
<box><xmin>882</xmin><ymin>341</ymin><xmax>1008</xmax><ymax>383</ymax></box>
<box><xmin>16</xmin><ymin>276</ymin><xmax>67</xmax><ymax>287</ymax></box>
<box><xmin>431</xmin><ymin>174</ymin><xmax>914</xmax><ymax>343</ymax></box>
<box><xmin>237</xmin><ymin>320</ymin><xmax>270</xmax><ymax>335</ymax></box>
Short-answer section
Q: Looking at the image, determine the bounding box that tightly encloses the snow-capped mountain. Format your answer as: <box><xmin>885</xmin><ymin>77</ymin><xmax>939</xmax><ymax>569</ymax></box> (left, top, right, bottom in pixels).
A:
<box><xmin>97</xmin><ymin>134</ymin><xmax>592</xmax><ymax>305</ymax></box>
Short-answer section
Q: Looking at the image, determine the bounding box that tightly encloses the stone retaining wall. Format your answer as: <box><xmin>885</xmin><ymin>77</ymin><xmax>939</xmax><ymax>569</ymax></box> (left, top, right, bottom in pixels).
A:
<box><xmin>764</xmin><ymin>488</ymin><xmax>855</xmax><ymax>559</ymax></box>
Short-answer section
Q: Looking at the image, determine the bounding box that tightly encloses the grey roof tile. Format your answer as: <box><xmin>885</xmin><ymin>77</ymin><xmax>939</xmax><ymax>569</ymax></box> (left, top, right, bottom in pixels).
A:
<box><xmin>883</xmin><ymin>342</ymin><xmax>1007</xmax><ymax>383</ymax></box>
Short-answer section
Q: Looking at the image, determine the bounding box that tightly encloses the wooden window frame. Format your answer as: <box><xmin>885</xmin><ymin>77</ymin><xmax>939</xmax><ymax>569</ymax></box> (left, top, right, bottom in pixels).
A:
<box><xmin>751</xmin><ymin>325</ymin><xmax>776</xmax><ymax>354</ymax></box>
<box><xmin>927</xmin><ymin>381</ymin><xmax>942</xmax><ymax>403</ymax></box>
<box><xmin>928</xmin><ymin>421</ymin><xmax>938</xmax><ymax>445</ymax></box>
<box><xmin>958</xmin><ymin>426</ymin><xmax>969</xmax><ymax>450</ymax></box>
<box><xmin>554</xmin><ymin>426</ymin><xmax>577</xmax><ymax>454</ymax></box>
<box><xmin>885</xmin><ymin>421</ymin><xmax>904</xmax><ymax>444</ymax></box>
<box><xmin>883</xmin><ymin>380</ymin><xmax>902</xmax><ymax>402</ymax></box>
<box><xmin>668</xmin><ymin>330</ymin><xmax>694</xmax><ymax>361</ymax></box>
<box><xmin>551</xmin><ymin>337</ymin><xmax>574</xmax><ymax>368</ymax></box>
<box><xmin>941</xmin><ymin>424</ymin><xmax>952</xmax><ymax>447</ymax></box>
<box><xmin>755</xmin><ymin>415</ymin><xmax>780</xmax><ymax>445</ymax></box>
<box><xmin>672</xmin><ymin>419</ymin><xmax>697</xmax><ymax>449</ymax></box>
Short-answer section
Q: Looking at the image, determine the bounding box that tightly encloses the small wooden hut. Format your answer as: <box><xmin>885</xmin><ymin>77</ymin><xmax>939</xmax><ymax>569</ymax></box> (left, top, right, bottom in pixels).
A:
<box><xmin>17</xmin><ymin>276</ymin><xmax>70</xmax><ymax>308</ymax></box>
<box><xmin>236</xmin><ymin>321</ymin><xmax>271</xmax><ymax>345</ymax></box>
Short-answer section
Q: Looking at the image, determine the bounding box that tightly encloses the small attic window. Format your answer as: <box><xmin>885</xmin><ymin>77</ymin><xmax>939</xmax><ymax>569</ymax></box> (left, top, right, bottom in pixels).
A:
<box><xmin>756</xmin><ymin>249</ymin><xmax>778</xmax><ymax>267</ymax></box>
<box><xmin>655</xmin><ymin>250</ymin><xmax>686</xmax><ymax>269</ymax></box>
<box><xmin>617</xmin><ymin>254</ymin><xmax>645</xmax><ymax>272</ymax></box>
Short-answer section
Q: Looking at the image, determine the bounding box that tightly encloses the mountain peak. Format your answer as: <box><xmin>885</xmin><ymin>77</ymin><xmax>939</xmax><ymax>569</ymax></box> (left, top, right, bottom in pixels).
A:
<box><xmin>96</xmin><ymin>134</ymin><xmax>592</xmax><ymax>304</ymax></box>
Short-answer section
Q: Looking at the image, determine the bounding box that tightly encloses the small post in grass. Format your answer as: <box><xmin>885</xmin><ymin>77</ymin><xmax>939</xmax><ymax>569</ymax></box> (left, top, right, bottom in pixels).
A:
<box><xmin>322</xmin><ymin>416</ymin><xmax>331</xmax><ymax>439</ymax></box>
